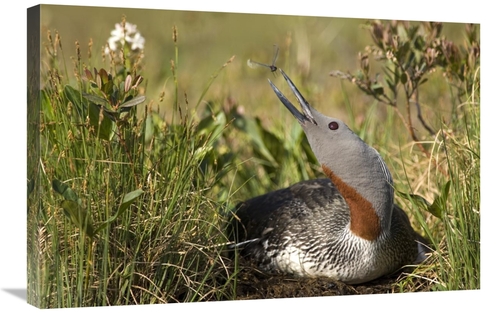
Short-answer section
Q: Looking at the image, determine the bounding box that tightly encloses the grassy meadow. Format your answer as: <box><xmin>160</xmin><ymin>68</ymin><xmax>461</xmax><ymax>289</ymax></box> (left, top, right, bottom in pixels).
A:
<box><xmin>27</xmin><ymin>5</ymin><xmax>480</xmax><ymax>307</ymax></box>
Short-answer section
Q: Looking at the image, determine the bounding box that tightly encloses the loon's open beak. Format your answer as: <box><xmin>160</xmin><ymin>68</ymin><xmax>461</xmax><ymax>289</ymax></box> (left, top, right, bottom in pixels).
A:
<box><xmin>268</xmin><ymin>69</ymin><xmax>317</xmax><ymax>125</ymax></box>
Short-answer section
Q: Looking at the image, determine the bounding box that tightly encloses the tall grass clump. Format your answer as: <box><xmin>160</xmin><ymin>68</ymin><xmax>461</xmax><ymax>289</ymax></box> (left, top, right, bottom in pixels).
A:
<box><xmin>333</xmin><ymin>21</ymin><xmax>480</xmax><ymax>291</ymax></box>
<box><xmin>423</xmin><ymin>70</ymin><xmax>480</xmax><ymax>291</ymax></box>
<box><xmin>27</xmin><ymin>19</ymin><xmax>237</xmax><ymax>308</ymax></box>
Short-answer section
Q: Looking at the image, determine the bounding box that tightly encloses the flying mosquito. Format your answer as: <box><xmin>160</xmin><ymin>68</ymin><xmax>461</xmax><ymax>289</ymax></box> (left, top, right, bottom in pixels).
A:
<box><xmin>247</xmin><ymin>45</ymin><xmax>279</xmax><ymax>73</ymax></box>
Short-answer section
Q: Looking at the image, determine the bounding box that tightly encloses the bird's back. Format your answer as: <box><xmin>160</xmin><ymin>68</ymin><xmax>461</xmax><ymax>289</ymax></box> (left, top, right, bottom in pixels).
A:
<box><xmin>232</xmin><ymin>178</ymin><xmax>348</xmax><ymax>245</ymax></box>
<box><xmin>231</xmin><ymin>179</ymin><xmax>350</xmax><ymax>275</ymax></box>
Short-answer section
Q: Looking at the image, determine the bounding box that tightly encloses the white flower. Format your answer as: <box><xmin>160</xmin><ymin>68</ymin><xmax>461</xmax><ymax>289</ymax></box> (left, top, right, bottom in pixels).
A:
<box><xmin>130</xmin><ymin>32</ymin><xmax>145</xmax><ymax>51</ymax></box>
<box><xmin>105</xmin><ymin>22</ymin><xmax>145</xmax><ymax>54</ymax></box>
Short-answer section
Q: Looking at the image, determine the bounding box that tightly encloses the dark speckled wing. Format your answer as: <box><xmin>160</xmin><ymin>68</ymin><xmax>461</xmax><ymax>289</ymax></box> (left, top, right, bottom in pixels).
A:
<box><xmin>230</xmin><ymin>178</ymin><xmax>350</xmax><ymax>266</ymax></box>
<box><xmin>389</xmin><ymin>205</ymin><xmax>431</xmax><ymax>265</ymax></box>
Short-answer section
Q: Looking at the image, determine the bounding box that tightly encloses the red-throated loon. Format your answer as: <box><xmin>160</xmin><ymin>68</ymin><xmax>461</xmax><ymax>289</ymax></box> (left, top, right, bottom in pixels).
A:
<box><xmin>230</xmin><ymin>69</ymin><xmax>428</xmax><ymax>284</ymax></box>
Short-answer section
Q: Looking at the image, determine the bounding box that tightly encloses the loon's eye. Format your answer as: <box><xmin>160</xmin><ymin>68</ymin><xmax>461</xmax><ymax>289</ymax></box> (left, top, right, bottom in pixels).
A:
<box><xmin>328</xmin><ymin>121</ymin><xmax>339</xmax><ymax>130</ymax></box>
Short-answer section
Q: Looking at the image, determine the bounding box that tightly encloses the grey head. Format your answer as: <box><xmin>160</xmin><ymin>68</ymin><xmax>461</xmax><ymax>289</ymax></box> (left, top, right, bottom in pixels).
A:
<box><xmin>268</xmin><ymin>69</ymin><xmax>395</xmax><ymax>240</ymax></box>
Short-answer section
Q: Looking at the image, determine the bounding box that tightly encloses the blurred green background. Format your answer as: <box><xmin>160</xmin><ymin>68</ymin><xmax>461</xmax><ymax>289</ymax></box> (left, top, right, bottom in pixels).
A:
<box><xmin>40</xmin><ymin>5</ymin><xmax>467</xmax><ymax>125</ymax></box>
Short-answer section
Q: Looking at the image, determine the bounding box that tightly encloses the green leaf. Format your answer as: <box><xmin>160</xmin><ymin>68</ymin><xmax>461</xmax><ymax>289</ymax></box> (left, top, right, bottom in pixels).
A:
<box><xmin>52</xmin><ymin>179</ymin><xmax>82</xmax><ymax>206</ymax></box>
<box><xmin>370</xmin><ymin>83</ymin><xmax>384</xmax><ymax>95</ymax></box>
<box><xmin>396</xmin><ymin>180</ymin><xmax>450</xmax><ymax>220</ymax></box>
<box><xmin>63</xmin><ymin>85</ymin><xmax>81</xmax><ymax>106</ymax></box>
<box><xmin>234</xmin><ymin>114</ymin><xmax>277</xmax><ymax>167</ymax></box>
<box><xmin>418</xmin><ymin>78</ymin><xmax>428</xmax><ymax>86</ymax></box>
<box><xmin>354</xmin><ymin>70</ymin><xmax>365</xmax><ymax>81</ymax></box>
<box><xmin>94</xmin><ymin>189</ymin><xmax>144</xmax><ymax>234</ymax></box>
<box><xmin>407</xmin><ymin>25</ymin><xmax>420</xmax><ymax>41</ymax></box>
<box><xmin>88</xmin><ymin>102</ymin><xmax>116</xmax><ymax>141</ymax></box>
<box><xmin>98</xmin><ymin>68</ymin><xmax>109</xmax><ymax>84</ymax></box>
<box><xmin>414</xmin><ymin>35</ymin><xmax>425</xmax><ymax>51</ymax></box>
<box><xmin>428</xmin><ymin>181</ymin><xmax>451</xmax><ymax>219</ymax></box>
<box><xmin>60</xmin><ymin>200</ymin><xmax>94</xmax><ymax>238</ymax></box>
<box><xmin>119</xmin><ymin>189</ymin><xmax>144</xmax><ymax>212</ymax></box>
<box><xmin>119</xmin><ymin>95</ymin><xmax>146</xmax><ymax>109</ymax></box>
<box><xmin>396</xmin><ymin>41</ymin><xmax>411</xmax><ymax>61</ymax></box>
<box><xmin>197</xmin><ymin>110</ymin><xmax>227</xmax><ymax>147</ymax></box>
<box><xmin>396</xmin><ymin>190</ymin><xmax>431</xmax><ymax>211</ymax></box>
<box><xmin>400</xmin><ymin>72</ymin><xmax>408</xmax><ymax>84</ymax></box>
<box><xmin>83</xmin><ymin>93</ymin><xmax>109</xmax><ymax>106</ymax></box>
<box><xmin>52</xmin><ymin>179</ymin><xmax>94</xmax><ymax>238</ymax></box>
<box><xmin>63</xmin><ymin>85</ymin><xmax>85</xmax><ymax>118</ymax></box>
<box><xmin>396</xmin><ymin>23</ymin><xmax>409</xmax><ymax>41</ymax></box>
<box><xmin>103</xmin><ymin>79</ymin><xmax>114</xmax><ymax>96</ymax></box>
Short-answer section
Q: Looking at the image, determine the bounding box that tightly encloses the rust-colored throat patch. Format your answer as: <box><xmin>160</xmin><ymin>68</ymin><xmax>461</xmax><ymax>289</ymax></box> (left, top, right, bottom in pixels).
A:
<box><xmin>322</xmin><ymin>164</ymin><xmax>381</xmax><ymax>241</ymax></box>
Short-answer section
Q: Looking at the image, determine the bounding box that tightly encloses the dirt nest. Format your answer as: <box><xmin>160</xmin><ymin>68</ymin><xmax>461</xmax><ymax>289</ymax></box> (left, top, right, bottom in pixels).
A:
<box><xmin>231</xmin><ymin>259</ymin><xmax>433</xmax><ymax>300</ymax></box>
